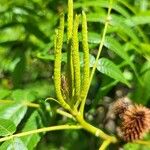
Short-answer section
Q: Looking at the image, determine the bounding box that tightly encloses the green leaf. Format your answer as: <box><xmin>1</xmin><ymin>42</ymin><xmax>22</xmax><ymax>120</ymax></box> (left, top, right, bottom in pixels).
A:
<box><xmin>0</xmin><ymin>118</ymin><xmax>16</xmax><ymax>136</ymax></box>
<box><xmin>37</xmin><ymin>52</ymin><xmax>96</xmax><ymax>67</ymax></box>
<box><xmin>0</xmin><ymin>103</ymin><xmax>27</xmax><ymax>126</ymax></box>
<box><xmin>97</xmin><ymin>58</ymin><xmax>130</xmax><ymax>86</ymax></box>
<box><xmin>123</xmin><ymin>142</ymin><xmax>150</xmax><ymax>150</ymax></box>
<box><xmin>124</xmin><ymin>143</ymin><xmax>140</xmax><ymax>150</ymax></box>
<box><xmin>125</xmin><ymin>15</ymin><xmax>150</xmax><ymax>26</ymax></box>
<box><xmin>80</xmin><ymin>53</ymin><xmax>95</xmax><ymax>67</ymax></box>
<box><xmin>37</xmin><ymin>52</ymin><xmax>67</xmax><ymax>62</ymax></box>
<box><xmin>21</xmin><ymin>111</ymin><xmax>44</xmax><ymax>150</ymax></box>
<box><xmin>7</xmin><ymin>138</ymin><xmax>28</xmax><ymax>150</ymax></box>
<box><xmin>139</xmin><ymin>43</ymin><xmax>150</xmax><ymax>61</ymax></box>
<box><xmin>0</xmin><ymin>89</ymin><xmax>11</xmax><ymax>99</ymax></box>
<box><xmin>105</xmin><ymin>37</ymin><xmax>130</xmax><ymax>62</ymax></box>
<box><xmin>110</xmin><ymin>15</ymin><xmax>140</xmax><ymax>43</ymax></box>
<box><xmin>0</xmin><ymin>138</ymin><xmax>28</xmax><ymax>150</ymax></box>
<box><xmin>131</xmin><ymin>65</ymin><xmax>150</xmax><ymax>105</ymax></box>
<box><xmin>87</xmin><ymin>14</ymin><xmax>140</xmax><ymax>43</ymax></box>
<box><xmin>11</xmin><ymin>89</ymin><xmax>36</xmax><ymax>102</ymax></box>
<box><xmin>74</xmin><ymin>0</ymin><xmax>130</xmax><ymax>17</ymax></box>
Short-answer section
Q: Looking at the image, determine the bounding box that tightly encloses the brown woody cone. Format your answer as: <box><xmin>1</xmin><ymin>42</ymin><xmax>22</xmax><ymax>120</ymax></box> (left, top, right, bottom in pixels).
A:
<box><xmin>121</xmin><ymin>105</ymin><xmax>150</xmax><ymax>142</ymax></box>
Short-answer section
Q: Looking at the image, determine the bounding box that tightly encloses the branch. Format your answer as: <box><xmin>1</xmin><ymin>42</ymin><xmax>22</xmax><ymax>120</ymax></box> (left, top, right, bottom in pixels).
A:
<box><xmin>75</xmin><ymin>113</ymin><xmax>117</xmax><ymax>143</ymax></box>
<box><xmin>99</xmin><ymin>140</ymin><xmax>111</xmax><ymax>150</ymax></box>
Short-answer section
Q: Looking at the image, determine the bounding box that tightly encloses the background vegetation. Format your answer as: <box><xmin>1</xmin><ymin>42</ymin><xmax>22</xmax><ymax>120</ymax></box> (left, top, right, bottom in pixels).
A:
<box><xmin>0</xmin><ymin>0</ymin><xmax>150</xmax><ymax>149</ymax></box>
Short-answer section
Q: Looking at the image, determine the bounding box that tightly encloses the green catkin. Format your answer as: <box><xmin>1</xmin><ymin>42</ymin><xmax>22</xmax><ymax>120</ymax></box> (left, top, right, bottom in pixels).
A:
<box><xmin>67</xmin><ymin>0</ymin><xmax>74</xmax><ymax>102</ymax></box>
<box><xmin>67</xmin><ymin>0</ymin><xmax>73</xmax><ymax>41</ymax></box>
<box><xmin>72</xmin><ymin>14</ymin><xmax>81</xmax><ymax>104</ymax></box>
<box><xmin>76</xmin><ymin>11</ymin><xmax>90</xmax><ymax>108</ymax></box>
<box><xmin>54</xmin><ymin>14</ymin><xmax>70</xmax><ymax>110</ymax></box>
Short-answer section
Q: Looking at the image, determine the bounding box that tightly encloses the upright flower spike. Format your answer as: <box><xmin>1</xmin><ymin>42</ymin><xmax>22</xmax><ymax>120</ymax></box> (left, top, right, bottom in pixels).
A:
<box><xmin>67</xmin><ymin>0</ymin><xmax>73</xmax><ymax>42</ymax></box>
<box><xmin>77</xmin><ymin>11</ymin><xmax>89</xmax><ymax>108</ymax></box>
<box><xmin>54</xmin><ymin>13</ymin><xmax>70</xmax><ymax>110</ymax></box>
<box><xmin>72</xmin><ymin>14</ymin><xmax>81</xmax><ymax>104</ymax></box>
<box><xmin>67</xmin><ymin>0</ymin><xmax>74</xmax><ymax>101</ymax></box>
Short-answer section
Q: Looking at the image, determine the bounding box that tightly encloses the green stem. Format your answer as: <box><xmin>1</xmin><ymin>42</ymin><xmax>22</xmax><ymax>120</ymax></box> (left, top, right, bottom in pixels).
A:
<box><xmin>56</xmin><ymin>109</ymin><xmax>75</xmax><ymax>120</ymax></box>
<box><xmin>99</xmin><ymin>140</ymin><xmax>111</xmax><ymax>150</ymax></box>
<box><xmin>74</xmin><ymin>113</ymin><xmax>117</xmax><ymax>143</ymax></box>
<box><xmin>80</xmin><ymin>0</ymin><xmax>113</xmax><ymax>116</ymax></box>
<box><xmin>0</xmin><ymin>100</ymin><xmax>40</xmax><ymax>108</ymax></box>
<box><xmin>0</xmin><ymin>125</ymin><xmax>82</xmax><ymax>142</ymax></box>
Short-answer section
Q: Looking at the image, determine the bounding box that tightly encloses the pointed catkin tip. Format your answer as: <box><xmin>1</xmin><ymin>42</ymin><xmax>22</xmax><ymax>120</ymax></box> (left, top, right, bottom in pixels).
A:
<box><xmin>121</xmin><ymin>105</ymin><xmax>150</xmax><ymax>142</ymax></box>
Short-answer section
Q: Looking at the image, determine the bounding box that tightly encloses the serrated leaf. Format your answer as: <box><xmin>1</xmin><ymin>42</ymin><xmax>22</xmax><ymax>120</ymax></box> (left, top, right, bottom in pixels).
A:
<box><xmin>97</xmin><ymin>58</ymin><xmax>130</xmax><ymax>86</ymax></box>
<box><xmin>87</xmin><ymin>33</ymin><xmax>139</xmax><ymax>77</ymax></box>
<box><xmin>105</xmin><ymin>37</ymin><xmax>130</xmax><ymax>62</ymax></box>
<box><xmin>0</xmin><ymin>118</ymin><xmax>16</xmax><ymax>136</ymax></box>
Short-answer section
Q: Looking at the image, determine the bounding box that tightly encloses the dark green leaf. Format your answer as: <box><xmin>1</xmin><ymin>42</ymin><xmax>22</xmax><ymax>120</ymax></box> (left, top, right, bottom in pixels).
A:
<box><xmin>97</xmin><ymin>58</ymin><xmax>130</xmax><ymax>86</ymax></box>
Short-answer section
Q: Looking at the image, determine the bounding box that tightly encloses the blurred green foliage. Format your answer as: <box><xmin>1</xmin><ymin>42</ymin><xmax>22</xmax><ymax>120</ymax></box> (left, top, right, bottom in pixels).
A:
<box><xmin>0</xmin><ymin>0</ymin><xmax>150</xmax><ymax>149</ymax></box>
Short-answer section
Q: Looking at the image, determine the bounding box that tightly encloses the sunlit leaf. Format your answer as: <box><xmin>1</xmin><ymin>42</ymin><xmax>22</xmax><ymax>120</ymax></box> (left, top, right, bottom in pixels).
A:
<box><xmin>0</xmin><ymin>138</ymin><xmax>28</xmax><ymax>150</ymax></box>
<box><xmin>0</xmin><ymin>103</ymin><xmax>27</xmax><ymax>126</ymax></box>
<box><xmin>0</xmin><ymin>118</ymin><xmax>16</xmax><ymax>136</ymax></box>
<box><xmin>21</xmin><ymin>111</ymin><xmax>44</xmax><ymax>150</ymax></box>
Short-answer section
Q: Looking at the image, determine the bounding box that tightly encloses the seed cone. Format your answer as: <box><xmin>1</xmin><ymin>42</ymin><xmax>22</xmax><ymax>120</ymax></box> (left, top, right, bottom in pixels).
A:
<box><xmin>112</xmin><ymin>97</ymin><xmax>132</xmax><ymax>118</ymax></box>
<box><xmin>121</xmin><ymin>105</ymin><xmax>150</xmax><ymax>142</ymax></box>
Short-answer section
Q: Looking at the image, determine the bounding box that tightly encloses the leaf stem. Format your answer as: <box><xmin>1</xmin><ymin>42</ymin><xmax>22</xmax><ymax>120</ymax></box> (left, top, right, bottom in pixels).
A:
<box><xmin>56</xmin><ymin>109</ymin><xmax>75</xmax><ymax>120</ymax></box>
<box><xmin>0</xmin><ymin>100</ymin><xmax>40</xmax><ymax>108</ymax></box>
<box><xmin>0</xmin><ymin>125</ymin><xmax>82</xmax><ymax>142</ymax></box>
